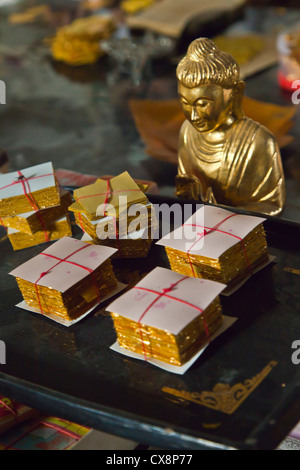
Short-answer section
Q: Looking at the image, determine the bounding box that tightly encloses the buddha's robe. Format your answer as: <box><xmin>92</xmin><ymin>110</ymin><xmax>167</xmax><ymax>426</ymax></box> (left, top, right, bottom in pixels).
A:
<box><xmin>177</xmin><ymin>117</ymin><xmax>285</xmax><ymax>216</ymax></box>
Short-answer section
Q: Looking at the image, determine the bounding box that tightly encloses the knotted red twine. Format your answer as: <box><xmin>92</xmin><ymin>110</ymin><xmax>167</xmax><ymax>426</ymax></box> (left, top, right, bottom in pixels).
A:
<box><xmin>75</xmin><ymin>179</ymin><xmax>142</xmax><ymax>216</ymax></box>
<box><xmin>75</xmin><ymin>179</ymin><xmax>142</xmax><ymax>253</ymax></box>
<box><xmin>34</xmin><ymin>244</ymin><xmax>100</xmax><ymax>316</ymax></box>
<box><xmin>184</xmin><ymin>213</ymin><xmax>253</xmax><ymax>277</ymax></box>
<box><xmin>133</xmin><ymin>276</ymin><xmax>210</xmax><ymax>361</ymax></box>
<box><xmin>0</xmin><ymin>171</ymin><xmax>54</xmax><ymax>192</ymax></box>
<box><xmin>0</xmin><ymin>171</ymin><xmax>55</xmax><ymax>243</ymax></box>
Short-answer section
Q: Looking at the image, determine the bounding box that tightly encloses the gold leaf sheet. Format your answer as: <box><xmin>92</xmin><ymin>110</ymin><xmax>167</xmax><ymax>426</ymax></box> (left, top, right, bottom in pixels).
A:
<box><xmin>111</xmin><ymin>297</ymin><xmax>223</xmax><ymax>366</ymax></box>
<box><xmin>8</xmin><ymin>216</ymin><xmax>72</xmax><ymax>251</ymax></box>
<box><xmin>16</xmin><ymin>259</ymin><xmax>117</xmax><ymax>321</ymax></box>
<box><xmin>2</xmin><ymin>190</ymin><xmax>72</xmax><ymax>235</ymax></box>
<box><xmin>72</xmin><ymin>172</ymin><xmax>148</xmax><ymax>220</ymax></box>
<box><xmin>48</xmin><ymin>15</ymin><xmax>116</xmax><ymax>66</ymax></box>
<box><xmin>0</xmin><ymin>182</ymin><xmax>61</xmax><ymax>218</ymax></box>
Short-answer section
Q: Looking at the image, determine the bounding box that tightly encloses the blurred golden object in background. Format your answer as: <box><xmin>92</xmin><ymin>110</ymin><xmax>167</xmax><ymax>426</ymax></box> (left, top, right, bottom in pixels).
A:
<box><xmin>9</xmin><ymin>5</ymin><xmax>52</xmax><ymax>24</ymax></box>
<box><xmin>213</xmin><ymin>34</ymin><xmax>264</xmax><ymax>66</ymax></box>
<box><xmin>120</xmin><ymin>0</ymin><xmax>157</xmax><ymax>15</ymax></box>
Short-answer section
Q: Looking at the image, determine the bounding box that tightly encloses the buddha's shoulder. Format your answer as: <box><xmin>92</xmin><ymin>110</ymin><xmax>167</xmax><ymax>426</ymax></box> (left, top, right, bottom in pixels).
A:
<box><xmin>239</xmin><ymin>117</ymin><xmax>279</xmax><ymax>157</ymax></box>
<box><xmin>180</xmin><ymin>117</ymin><xmax>278</xmax><ymax>149</ymax></box>
<box><xmin>180</xmin><ymin>117</ymin><xmax>275</xmax><ymax>137</ymax></box>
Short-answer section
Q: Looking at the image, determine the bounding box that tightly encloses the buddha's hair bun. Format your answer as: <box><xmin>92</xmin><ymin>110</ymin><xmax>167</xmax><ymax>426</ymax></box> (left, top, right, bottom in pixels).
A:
<box><xmin>177</xmin><ymin>38</ymin><xmax>240</xmax><ymax>89</ymax></box>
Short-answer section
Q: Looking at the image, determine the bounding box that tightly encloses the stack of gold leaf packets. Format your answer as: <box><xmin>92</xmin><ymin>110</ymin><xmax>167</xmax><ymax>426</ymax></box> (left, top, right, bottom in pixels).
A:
<box><xmin>106</xmin><ymin>266</ymin><xmax>226</xmax><ymax>367</ymax></box>
<box><xmin>9</xmin><ymin>237</ymin><xmax>119</xmax><ymax>325</ymax></box>
<box><xmin>68</xmin><ymin>171</ymin><xmax>156</xmax><ymax>258</ymax></box>
<box><xmin>0</xmin><ymin>162</ymin><xmax>73</xmax><ymax>250</ymax></box>
<box><xmin>156</xmin><ymin>205</ymin><xmax>270</xmax><ymax>294</ymax></box>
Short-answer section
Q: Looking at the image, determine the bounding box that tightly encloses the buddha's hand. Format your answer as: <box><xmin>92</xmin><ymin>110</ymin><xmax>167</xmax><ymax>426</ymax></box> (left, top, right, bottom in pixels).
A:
<box><xmin>176</xmin><ymin>175</ymin><xmax>217</xmax><ymax>204</ymax></box>
<box><xmin>201</xmin><ymin>186</ymin><xmax>217</xmax><ymax>204</ymax></box>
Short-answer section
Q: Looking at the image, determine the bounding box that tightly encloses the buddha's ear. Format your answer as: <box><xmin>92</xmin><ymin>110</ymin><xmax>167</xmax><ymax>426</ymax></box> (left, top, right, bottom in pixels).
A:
<box><xmin>232</xmin><ymin>80</ymin><xmax>245</xmax><ymax>119</ymax></box>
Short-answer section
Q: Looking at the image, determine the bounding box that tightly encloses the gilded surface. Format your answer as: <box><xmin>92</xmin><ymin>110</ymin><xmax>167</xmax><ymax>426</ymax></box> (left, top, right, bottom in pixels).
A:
<box><xmin>162</xmin><ymin>361</ymin><xmax>278</xmax><ymax>415</ymax></box>
<box><xmin>176</xmin><ymin>38</ymin><xmax>285</xmax><ymax>216</ymax></box>
<box><xmin>283</xmin><ymin>267</ymin><xmax>300</xmax><ymax>276</ymax></box>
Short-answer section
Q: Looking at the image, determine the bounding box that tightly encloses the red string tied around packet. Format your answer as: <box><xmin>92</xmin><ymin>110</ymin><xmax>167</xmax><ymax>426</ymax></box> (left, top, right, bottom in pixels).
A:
<box><xmin>34</xmin><ymin>244</ymin><xmax>101</xmax><ymax>316</ymax></box>
<box><xmin>133</xmin><ymin>276</ymin><xmax>210</xmax><ymax>361</ymax></box>
<box><xmin>0</xmin><ymin>171</ymin><xmax>54</xmax><ymax>193</ymax></box>
<box><xmin>0</xmin><ymin>171</ymin><xmax>56</xmax><ymax>243</ymax></box>
<box><xmin>17</xmin><ymin>172</ymin><xmax>51</xmax><ymax>243</ymax></box>
<box><xmin>75</xmin><ymin>179</ymin><xmax>142</xmax><ymax>217</ymax></box>
<box><xmin>184</xmin><ymin>213</ymin><xmax>253</xmax><ymax>278</ymax></box>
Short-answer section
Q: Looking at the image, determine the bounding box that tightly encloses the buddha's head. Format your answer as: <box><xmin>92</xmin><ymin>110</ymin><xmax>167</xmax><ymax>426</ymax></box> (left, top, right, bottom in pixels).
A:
<box><xmin>176</xmin><ymin>38</ymin><xmax>245</xmax><ymax>133</ymax></box>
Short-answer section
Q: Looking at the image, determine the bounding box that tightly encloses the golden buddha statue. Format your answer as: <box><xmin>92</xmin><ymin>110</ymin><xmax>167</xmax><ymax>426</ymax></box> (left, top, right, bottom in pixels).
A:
<box><xmin>176</xmin><ymin>38</ymin><xmax>285</xmax><ymax>216</ymax></box>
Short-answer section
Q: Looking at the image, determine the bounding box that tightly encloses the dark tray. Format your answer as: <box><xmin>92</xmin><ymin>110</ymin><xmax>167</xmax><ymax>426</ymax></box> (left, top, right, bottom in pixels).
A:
<box><xmin>0</xmin><ymin>194</ymin><xmax>300</xmax><ymax>450</ymax></box>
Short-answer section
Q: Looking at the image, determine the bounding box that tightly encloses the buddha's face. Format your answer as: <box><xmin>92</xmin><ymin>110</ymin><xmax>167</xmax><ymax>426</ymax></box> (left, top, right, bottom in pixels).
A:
<box><xmin>178</xmin><ymin>83</ymin><xmax>233</xmax><ymax>133</ymax></box>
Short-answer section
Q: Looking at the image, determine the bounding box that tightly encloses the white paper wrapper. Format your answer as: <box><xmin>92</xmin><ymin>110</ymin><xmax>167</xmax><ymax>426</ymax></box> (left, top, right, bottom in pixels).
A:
<box><xmin>9</xmin><ymin>236</ymin><xmax>117</xmax><ymax>293</ymax></box>
<box><xmin>110</xmin><ymin>316</ymin><xmax>236</xmax><ymax>375</ymax></box>
<box><xmin>106</xmin><ymin>266</ymin><xmax>226</xmax><ymax>336</ymax></box>
<box><xmin>156</xmin><ymin>205</ymin><xmax>266</xmax><ymax>260</ymax></box>
<box><xmin>2</xmin><ymin>189</ymin><xmax>70</xmax><ymax>220</ymax></box>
